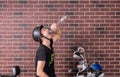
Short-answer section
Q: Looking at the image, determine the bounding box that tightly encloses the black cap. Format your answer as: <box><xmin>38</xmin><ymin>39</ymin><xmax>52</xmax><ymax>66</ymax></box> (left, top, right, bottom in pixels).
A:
<box><xmin>32</xmin><ymin>25</ymin><xmax>44</xmax><ymax>42</ymax></box>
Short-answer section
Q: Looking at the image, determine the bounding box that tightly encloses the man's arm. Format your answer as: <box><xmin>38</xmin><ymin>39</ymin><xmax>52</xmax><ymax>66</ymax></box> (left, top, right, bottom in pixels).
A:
<box><xmin>37</xmin><ymin>61</ymin><xmax>48</xmax><ymax>77</ymax></box>
<box><xmin>51</xmin><ymin>23</ymin><xmax>62</xmax><ymax>42</ymax></box>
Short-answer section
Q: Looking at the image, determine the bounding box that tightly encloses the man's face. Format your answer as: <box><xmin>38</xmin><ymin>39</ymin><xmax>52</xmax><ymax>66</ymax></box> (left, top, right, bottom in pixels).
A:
<box><xmin>41</xmin><ymin>27</ymin><xmax>50</xmax><ymax>37</ymax></box>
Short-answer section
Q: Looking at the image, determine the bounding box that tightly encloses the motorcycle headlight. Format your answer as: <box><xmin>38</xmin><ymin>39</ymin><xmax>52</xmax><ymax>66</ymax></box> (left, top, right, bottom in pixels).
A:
<box><xmin>91</xmin><ymin>62</ymin><xmax>102</xmax><ymax>71</ymax></box>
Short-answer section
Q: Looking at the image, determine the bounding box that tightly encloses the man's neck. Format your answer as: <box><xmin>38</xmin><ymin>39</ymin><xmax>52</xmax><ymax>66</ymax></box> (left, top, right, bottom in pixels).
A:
<box><xmin>42</xmin><ymin>39</ymin><xmax>51</xmax><ymax>49</ymax></box>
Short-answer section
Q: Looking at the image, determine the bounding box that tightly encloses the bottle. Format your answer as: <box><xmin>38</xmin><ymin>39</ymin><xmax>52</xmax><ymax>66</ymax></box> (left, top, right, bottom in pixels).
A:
<box><xmin>47</xmin><ymin>15</ymin><xmax>68</xmax><ymax>32</ymax></box>
<box><xmin>56</xmin><ymin>15</ymin><xmax>67</xmax><ymax>26</ymax></box>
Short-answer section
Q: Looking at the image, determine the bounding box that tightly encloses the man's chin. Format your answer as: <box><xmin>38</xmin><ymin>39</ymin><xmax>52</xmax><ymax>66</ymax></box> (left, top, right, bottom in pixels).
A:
<box><xmin>47</xmin><ymin>35</ymin><xmax>52</xmax><ymax>39</ymax></box>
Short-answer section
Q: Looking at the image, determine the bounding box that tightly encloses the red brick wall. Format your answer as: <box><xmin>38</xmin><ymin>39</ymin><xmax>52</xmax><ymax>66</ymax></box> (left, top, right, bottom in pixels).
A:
<box><xmin>0</xmin><ymin>0</ymin><xmax>120</xmax><ymax>77</ymax></box>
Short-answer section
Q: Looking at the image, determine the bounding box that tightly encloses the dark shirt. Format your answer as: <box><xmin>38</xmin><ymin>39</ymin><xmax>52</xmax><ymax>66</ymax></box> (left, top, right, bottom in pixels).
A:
<box><xmin>35</xmin><ymin>39</ymin><xmax>56</xmax><ymax>77</ymax></box>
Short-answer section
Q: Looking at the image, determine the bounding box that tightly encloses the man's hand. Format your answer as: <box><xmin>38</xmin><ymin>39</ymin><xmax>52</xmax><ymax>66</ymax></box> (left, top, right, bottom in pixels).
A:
<box><xmin>50</xmin><ymin>23</ymin><xmax>57</xmax><ymax>31</ymax></box>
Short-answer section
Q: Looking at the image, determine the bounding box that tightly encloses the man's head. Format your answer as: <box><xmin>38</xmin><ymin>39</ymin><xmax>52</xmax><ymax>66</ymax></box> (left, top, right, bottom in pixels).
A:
<box><xmin>32</xmin><ymin>25</ymin><xmax>51</xmax><ymax>43</ymax></box>
<box><xmin>32</xmin><ymin>25</ymin><xmax>43</xmax><ymax>42</ymax></box>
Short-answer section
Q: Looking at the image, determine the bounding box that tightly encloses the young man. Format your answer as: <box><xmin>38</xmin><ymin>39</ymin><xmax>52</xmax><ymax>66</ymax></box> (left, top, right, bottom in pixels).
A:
<box><xmin>35</xmin><ymin>23</ymin><xmax>62</xmax><ymax>77</ymax></box>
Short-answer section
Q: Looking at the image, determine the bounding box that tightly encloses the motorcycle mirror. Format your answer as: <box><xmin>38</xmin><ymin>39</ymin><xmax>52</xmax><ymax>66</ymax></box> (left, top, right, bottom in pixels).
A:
<box><xmin>12</xmin><ymin>66</ymin><xmax>21</xmax><ymax>76</ymax></box>
<box><xmin>77</xmin><ymin>47</ymin><xmax>85</xmax><ymax>53</ymax></box>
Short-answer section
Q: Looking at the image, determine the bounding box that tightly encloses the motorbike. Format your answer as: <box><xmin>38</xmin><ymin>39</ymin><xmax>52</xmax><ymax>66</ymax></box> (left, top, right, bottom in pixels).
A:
<box><xmin>0</xmin><ymin>66</ymin><xmax>21</xmax><ymax>77</ymax></box>
<box><xmin>68</xmin><ymin>47</ymin><xmax>104</xmax><ymax>77</ymax></box>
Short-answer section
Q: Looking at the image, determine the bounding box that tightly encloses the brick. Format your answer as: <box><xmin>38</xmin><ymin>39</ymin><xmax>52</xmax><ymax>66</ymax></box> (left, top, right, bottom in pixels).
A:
<box><xmin>100</xmin><ymin>24</ymin><xmax>108</xmax><ymax>26</ymax></box>
<box><xmin>18</xmin><ymin>45</ymin><xmax>27</xmax><ymax>49</ymax></box>
<box><xmin>105</xmin><ymin>65</ymin><xmax>114</xmax><ymax>69</ymax></box>
<box><xmin>106</xmin><ymin>27</ymin><xmax>115</xmax><ymax>30</ymax></box>
<box><xmin>110</xmin><ymin>61</ymin><xmax>119</xmax><ymax>65</ymax></box>
<box><xmin>14</xmin><ymin>57</ymin><xmax>23</xmax><ymax>61</ymax></box>
<box><xmin>95</xmin><ymin>58</ymin><xmax>104</xmax><ymax>61</ymax></box>
<box><xmin>105</xmin><ymin>58</ymin><xmax>114</xmax><ymax>61</ymax></box>
<box><xmin>110</xmin><ymin>24</ymin><xmax>120</xmax><ymax>26</ymax></box>
<box><xmin>0</xmin><ymin>4</ymin><xmax>6</xmax><ymax>8</ymax></box>
<box><xmin>105</xmin><ymin>20</ymin><xmax>114</xmax><ymax>23</ymax></box>
<box><xmin>80</xmin><ymin>39</ymin><xmax>90</xmax><ymax>44</ymax></box>
<box><xmin>110</xmin><ymin>39</ymin><xmax>119</xmax><ymax>42</ymax></box>
<box><xmin>103</xmin><ymin>8</ymin><xmax>111</xmax><ymax>12</ymax></box>
<box><xmin>65</xmin><ymin>12</ymin><xmax>74</xmax><ymax>15</ymax></box>
<box><xmin>116</xmin><ymin>20</ymin><xmax>120</xmax><ymax>23</ymax></box>
<box><xmin>116</xmin><ymin>35</ymin><xmax>120</xmax><ymax>38</ymax></box>
<box><xmin>69</xmin><ymin>31</ymin><xmax>78</xmax><ymax>35</ymax></box>
<box><xmin>44</xmin><ymin>4</ymin><xmax>54</xmax><ymax>8</ymax></box>
<box><xmin>105</xmin><ymin>42</ymin><xmax>115</xmax><ymax>46</ymax></box>
<box><xmin>110</xmin><ymin>1</ymin><xmax>120</xmax><ymax>3</ymax></box>
<box><xmin>85</xmin><ymin>4</ymin><xmax>94</xmax><ymax>8</ymax></box>
<box><xmin>90</xmin><ymin>24</ymin><xmax>99</xmax><ymax>26</ymax></box>
<box><xmin>65</xmin><ymin>35</ymin><xmax>74</xmax><ymax>38</ymax></box>
<box><xmin>85</xmin><ymin>42</ymin><xmax>96</xmax><ymax>46</ymax></box>
<box><xmin>18</xmin><ymin>24</ymin><xmax>28</xmax><ymax>27</ymax></box>
<box><xmin>14</xmin><ymin>11</ymin><xmax>23</xmax><ymax>15</ymax></box>
<box><xmin>116</xmin><ymin>73</ymin><xmax>120</xmax><ymax>76</ymax></box>
<box><xmin>106</xmin><ymin>4</ymin><xmax>115</xmax><ymax>8</ymax></box>
<box><xmin>110</xmin><ymin>54</ymin><xmax>119</xmax><ymax>57</ymax></box>
<box><xmin>111</xmin><ymin>8</ymin><xmax>120</xmax><ymax>11</ymax></box>
<box><xmin>69</xmin><ymin>24</ymin><xmax>78</xmax><ymax>26</ymax></box>
<box><xmin>80</xmin><ymin>16</ymin><xmax>89</xmax><ymax>19</ymax></box>
<box><xmin>95</xmin><ymin>20</ymin><xmax>104</xmax><ymax>23</ymax></box>
<box><xmin>64</xmin><ymin>58</ymin><xmax>73</xmax><ymax>61</ymax></box>
<box><xmin>80</xmin><ymin>1</ymin><xmax>89</xmax><ymax>4</ymax></box>
<box><xmin>96</xmin><ymin>4</ymin><xmax>105</xmax><ymax>8</ymax></box>
<box><xmin>85</xmin><ymin>12</ymin><xmax>94</xmax><ymax>15</ymax></box>
<box><xmin>101</xmin><ymin>16</ymin><xmax>110</xmax><ymax>19</ymax></box>
<box><xmin>14</xmin><ymin>35</ymin><xmax>23</xmax><ymax>38</ymax></box>
<box><xmin>79</xmin><ymin>31</ymin><xmax>89</xmax><ymax>34</ymax></box>
<box><xmin>0</xmin><ymin>35</ymin><xmax>2</xmax><ymax>38</ymax></box>
<box><xmin>106</xmin><ymin>12</ymin><xmax>115</xmax><ymax>15</ymax></box>
<box><xmin>90</xmin><ymin>16</ymin><xmax>100</xmax><ymax>19</ymax></box>
<box><xmin>95</xmin><ymin>27</ymin><xmax>104</xmax><ymax>31</ymax></box>
<box><xmin>116</xmin><ymin>11</ymin><xmax>120</xmax><ymax>15</ymax></box>
<box><xmin>111</xmin><ymin>46</ymin><xmax>119</xmax><ymax>50</ymax></box>
<box><xmin>21</xmin><ymin>69</ymin><xmax>28</xmax><ymax>72</ymax></box>
<box><xmin>101</xmin><ymin>1</ymin><xmax>110</xmax><ymax>3</ymax></box>
<box><xmin>90</xmin><ymin>1</ymin><xmax>100</xmax><ymax>3</ymax></box>
<box><xmin>100</xmin><ymin>54</ymin><xmax>109</xmax><ymax>57</ymax></box>
<box><xmin>111</xmin><ymin>16</ymin><xmax>120</xmax><ymax>19</ymax></box>
<box><xmin>18</xmin><ymin>0</ymin><xmax>27</xmax><ymax>4</ymax></box>
<box><xmin>90</xmin><ymin>54</ymin><xmax>99</xmax><ymax>57</ymax></box>
<box><xmin>100</xmin><ymin>31</ymin><xmax>108</xmax><ymax>34</ymax></box>
<box><xmin>69</xmin><ymin>46</ymin><xmax>77</xmax><ymax>50</ymax></box>
<box><xmin>65</xmin><ymin>5</ymin><xmax>75</xmax><ymax>8</ymax></box>
<box><xmin>90</xmin><ymin>36</ymin><xmax>99</xmax><ymax>42</ymax></box>
<box><xmin>70</xmin><ymin>0</ymin><xmax>79</xmax><ymax>4</ymax></box>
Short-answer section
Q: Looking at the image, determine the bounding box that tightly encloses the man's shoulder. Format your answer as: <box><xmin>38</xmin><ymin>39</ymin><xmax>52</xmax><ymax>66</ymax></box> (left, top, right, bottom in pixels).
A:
<box><xmin>38</xmin><ymin>44</ymin><xmax>45</xmax><ymax>50</ymax></box>
<box><xmin>36</xmin><ymin>45</ymin><xmax>46</xmax><ymax>55</ymax></box>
